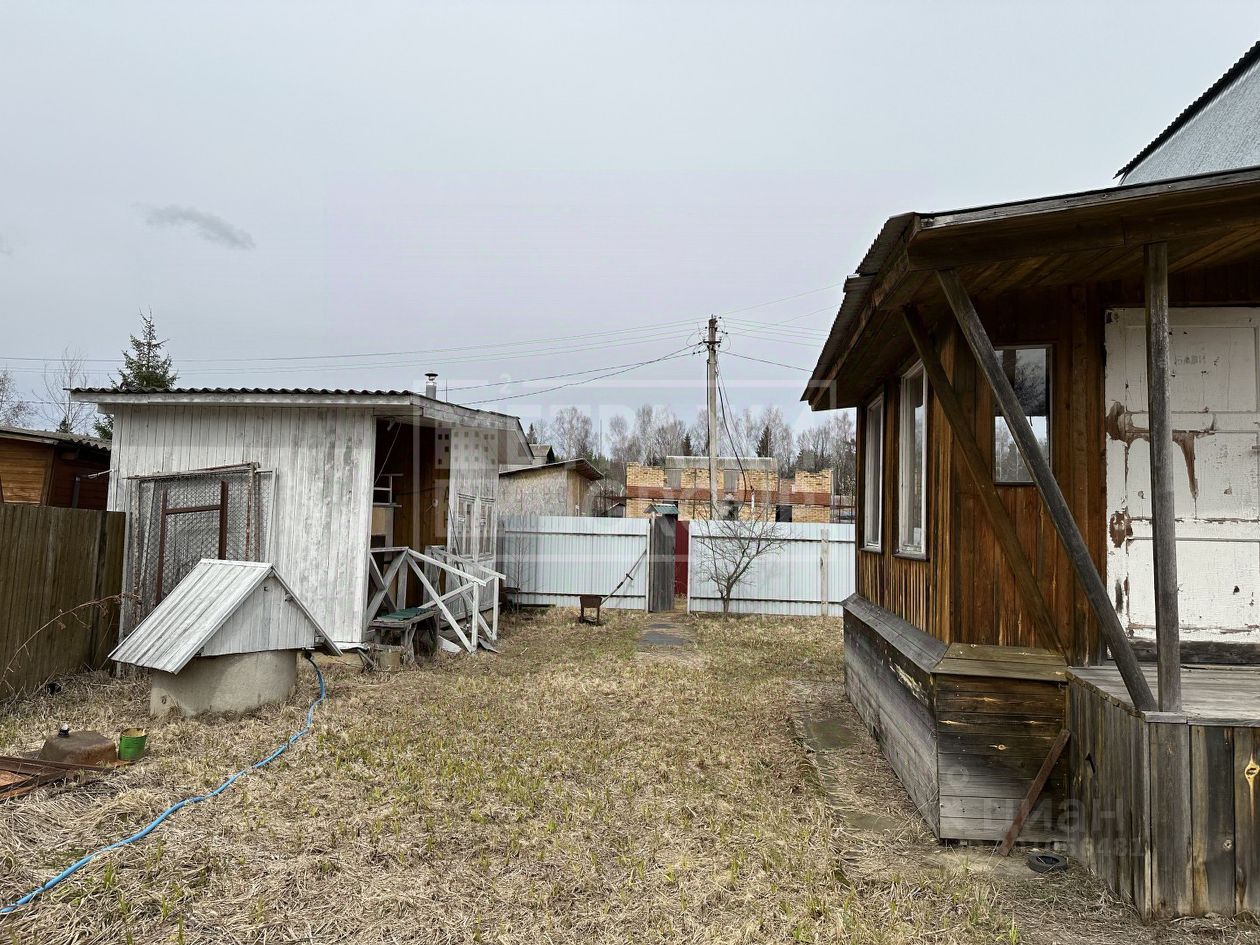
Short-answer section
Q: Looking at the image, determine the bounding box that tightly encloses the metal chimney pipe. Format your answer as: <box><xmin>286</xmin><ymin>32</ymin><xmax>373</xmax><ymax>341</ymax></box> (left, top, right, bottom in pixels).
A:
<box><xmin>424</xmin><ymin>372</ymin><xmax>438</xmax><ymax>399</ymax></box>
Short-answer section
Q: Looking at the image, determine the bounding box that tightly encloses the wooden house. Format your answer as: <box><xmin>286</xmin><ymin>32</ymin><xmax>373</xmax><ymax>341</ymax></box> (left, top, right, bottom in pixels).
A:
<box><xmin>0</xmin><ymin>425</ymin><xmax>109</xmax><ymax>509</ymax></box>
<box><xmin>72</xmin><ymin>387</ymin><xmax>532</xmax><ymax>654</ymax></box>
<box><xmin>806</xmin><ymin>167</ymin><xmax>1260</xmax><ymax>917</ymax></box>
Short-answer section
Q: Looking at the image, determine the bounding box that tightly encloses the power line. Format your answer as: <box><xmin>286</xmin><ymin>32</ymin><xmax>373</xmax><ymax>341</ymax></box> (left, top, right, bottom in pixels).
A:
<box><xmin>445</xmin><ymin>351</ymin><xmax>702</xmax><ymax>393</ymax></box>
<box><xmin>459</xmin><ymin>346</ymin><xmax>700</xmax><ymax>404</ymax></box>
<box><xmin>717</xmin><ymin>282</ymin><xmax>843</xmax><ymax>317</ymax></box>
<box><xmin>0</xmin><ymin>280</ymin><xmax>843</xmax><ymax>368</ymax></box>
<box><xmin>723</xmin><ymin>351</ymin><xmax>811</xmax><ymax>372</ymax></box>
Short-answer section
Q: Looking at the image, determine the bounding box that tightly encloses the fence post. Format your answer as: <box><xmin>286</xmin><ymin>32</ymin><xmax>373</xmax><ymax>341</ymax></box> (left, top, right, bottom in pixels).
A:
<box><xmin>820</xmin><ymin>529</ymin><xmax>830</xmax><ymax>618</ymax></box>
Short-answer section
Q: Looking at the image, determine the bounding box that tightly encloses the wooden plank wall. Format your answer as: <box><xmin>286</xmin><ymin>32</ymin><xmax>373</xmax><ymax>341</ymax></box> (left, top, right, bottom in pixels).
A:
<box><xmin>936</xmin><ymin>652</ymin><xmax>1066</xmax><ymax>842</ymax></box>
<box><xmin>1068</xmin><ymin>675</ymin><xmax>1260</xmax><ymax>918</ymax></box>
<box><xmin>0</xmin><ymin>504</ymin><xmax>125</xmax><ymax>697</ymax></box>
<box><xmin>0</xmin><ymin>439</ymin><xmax>52</xmax><ymax>504</ymax></box>
<box><xmin>856</xmin><ymin>284</ymin><xmax>1106</xmax><ymax>663</ymax></box>
<box><xmin>844</xmin><ymin>605</ymin><xmax>942</xmax><ymax>834</ymax></box>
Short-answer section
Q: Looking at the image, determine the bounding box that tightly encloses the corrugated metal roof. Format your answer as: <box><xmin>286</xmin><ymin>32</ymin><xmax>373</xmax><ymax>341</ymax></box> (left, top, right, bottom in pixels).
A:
<box><xmin>110</xmin><ymin>559</ymin><xmax>338</xmax><ymax>672</ymax></box>
<box><xmin>0</xmin><ymin>424</ymin><xmax>108</xmax><ymax>451</ymax></box>
<box><xmin>499</xmin><ymin>458</ymin><xmax>604</xmax><ymax>481</ymax></box>
<box><xmin>73</xmin><ymin>386</ymin><xmax>414</xmax><ymax>396</ymax></box>
<box><xmin>1117</xmin><ymin>39</ymin><xmax>1260</xmax><ymax>179</ymax></box>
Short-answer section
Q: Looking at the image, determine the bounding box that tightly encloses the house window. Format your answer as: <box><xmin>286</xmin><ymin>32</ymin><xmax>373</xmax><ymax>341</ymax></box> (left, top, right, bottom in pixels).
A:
<box><xmin>723</xmin><ymin>468</ymin><xmax>739</xmax><ymax>493</ymax></box>
<box><xmin>862</xmin><ymin>395</ymin><xmax>884</xmax><ymax>550</ymax></box>
<box><xmin>776</xmin><ymin>504</ymin><xmax>793</xmax><ymax>523</ymax></box>
<box><xmin>666</xmin><ymin>467</ymin><xmax>682</xmax><ymax>489</ymax></box>
<box><xmin>898</xmin><ymin>366</ymin><xmax>927</xmax><ymax>555</ymax></box>
<box><xmin>994</xmin><ymin>346</ymin><xmax>1051</xmax><ymax>484</ymax></box>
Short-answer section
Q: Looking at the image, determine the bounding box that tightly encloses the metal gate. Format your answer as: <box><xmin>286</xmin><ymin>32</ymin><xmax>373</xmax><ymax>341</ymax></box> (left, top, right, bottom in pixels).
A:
<box><xmin>648</xmin><ymin>512</ymin><xmax>676</xmax><ymax>612</ymax></box>
<box><xmin>126</xmin><ymin>464</ymin><xmax>274</xmax><ymax>632</ymax></box>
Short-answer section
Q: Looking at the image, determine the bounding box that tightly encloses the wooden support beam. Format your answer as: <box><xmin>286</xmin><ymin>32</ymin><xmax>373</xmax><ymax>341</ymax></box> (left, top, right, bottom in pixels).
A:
<box><xmin>1145</xmin><ymin>242</ymin><xmax>1183</xmax><ymax>712</ymax></box>
<box><xmin>997</xmin><ymin>729</ymin><xmax>1070</xmax><ymax>856</ymax></box>
<box><xmin>900</xmin><ymin>306</ymin><xmax>1067</xmax><ymax>654</ymax></box>
<box><xmin>937</xmin><ymin>269</ymin><xmax>1157</xmax><ymax>712</ymax></box>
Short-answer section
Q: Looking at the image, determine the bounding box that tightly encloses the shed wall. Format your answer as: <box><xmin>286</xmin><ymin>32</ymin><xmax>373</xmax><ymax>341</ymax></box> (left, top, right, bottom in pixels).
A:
<box><xmin>107</xmin><ymin>405</ymin><xmax>375</xmax><ymax>646</ymax></box>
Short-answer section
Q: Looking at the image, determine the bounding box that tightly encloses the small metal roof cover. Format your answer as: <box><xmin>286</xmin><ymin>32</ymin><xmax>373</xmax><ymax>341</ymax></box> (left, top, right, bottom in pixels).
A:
<box><xmin>110</xmin><ymin>559</ymin><xmax>341</xmax><ymax>673</ymax></box>
<box><xmin>647</xmin><ymin>502</ymin><xmax>679</xmax><ymax>516</ymax></box>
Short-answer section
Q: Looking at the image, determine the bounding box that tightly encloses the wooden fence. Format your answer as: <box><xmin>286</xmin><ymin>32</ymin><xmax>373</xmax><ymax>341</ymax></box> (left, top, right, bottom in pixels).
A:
<box><xmin>0</xmin><ymin>504</ymin><xmax>126</xmax><ymax>697</ymax></box>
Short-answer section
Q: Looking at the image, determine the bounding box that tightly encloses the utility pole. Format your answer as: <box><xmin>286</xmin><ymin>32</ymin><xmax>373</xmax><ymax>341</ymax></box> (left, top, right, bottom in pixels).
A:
<box><xmin>705</xmin><ymin>316</ymin><xmax>720</xmax><ymax>517</ymax></box>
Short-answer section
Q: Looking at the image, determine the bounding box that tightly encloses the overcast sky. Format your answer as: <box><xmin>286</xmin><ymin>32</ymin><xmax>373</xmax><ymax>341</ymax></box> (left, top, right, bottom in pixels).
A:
<box><xmin>2</xmin><ymin>2</ymin><xmax>1258</xmax><ymax>439</ymax></box>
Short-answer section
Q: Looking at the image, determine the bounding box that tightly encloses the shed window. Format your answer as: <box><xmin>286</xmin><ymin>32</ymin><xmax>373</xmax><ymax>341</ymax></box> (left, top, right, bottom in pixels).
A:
<box><xmin>723</xmin><ymin>468</ymin><xmax>739</xmax><ymax>493</ymax></box>
<box><xmin>862</xmin><ymin>395</ymin><xmax>884</xmax><ymax>551</ymax></box>
<box><xmin>898</xmin><ymin>366</ymin><xmax>927</xmax><ymax>555</ymax></box>
<box><xmin>665</xmin><ymin>467</ymin><xmax>682</xmax><ymax>489</ymax></box>
<box><xmin>994</xmin><ymin>346</ymin><xmax>1051</xmax><ymax>484</ymax></box>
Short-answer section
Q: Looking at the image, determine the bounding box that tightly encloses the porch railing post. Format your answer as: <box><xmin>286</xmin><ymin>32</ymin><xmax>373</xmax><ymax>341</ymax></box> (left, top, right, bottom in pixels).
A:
<box><xmin>1144</xmin><ymin>241</ymin><xmax>1183</xmax><ymax>712</ymax></box>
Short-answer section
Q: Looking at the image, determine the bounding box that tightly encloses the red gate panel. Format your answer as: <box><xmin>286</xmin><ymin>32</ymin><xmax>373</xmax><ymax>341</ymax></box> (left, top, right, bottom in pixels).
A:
<box><xmin>674</xmin><ymin>519</ymin><xmax>689</xmax><ymax>597</ymax></box>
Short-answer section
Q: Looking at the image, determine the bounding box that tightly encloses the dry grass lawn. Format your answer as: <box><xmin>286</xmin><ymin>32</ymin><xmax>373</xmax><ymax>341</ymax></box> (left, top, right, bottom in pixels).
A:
<box><xmin>0</xmin><ymin>608</ymin><xmax>1257</xmax><ymax>943</ymax></box>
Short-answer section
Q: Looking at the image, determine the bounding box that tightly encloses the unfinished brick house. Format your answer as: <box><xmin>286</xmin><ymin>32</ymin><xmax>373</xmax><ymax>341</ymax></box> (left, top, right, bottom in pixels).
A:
<box><xmin>624</xmin><ymin>456</ymin><xmax>833</xmax><ymax>522</ymax></box>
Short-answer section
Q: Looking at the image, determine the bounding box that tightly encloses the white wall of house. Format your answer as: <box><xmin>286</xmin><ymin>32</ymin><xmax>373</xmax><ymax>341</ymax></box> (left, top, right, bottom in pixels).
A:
<box><xmin>108</xmin><ymin>404</ymin><xmax>376</xmax><ymax>647</ymax></box>
<box><xmin>1105</xmin><ymin>307</ymin><xmax>1260</xmax><ymax>645</ymax></box>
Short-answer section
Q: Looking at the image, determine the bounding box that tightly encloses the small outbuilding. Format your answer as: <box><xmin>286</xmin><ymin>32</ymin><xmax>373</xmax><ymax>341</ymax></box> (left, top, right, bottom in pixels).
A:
<box><xmin>0</xmin><ymin>425</ymin><xmax>109</xmax><ymax>509</ymax></box>
<box><xmin>110</xmin><ymin>558</ymin><xmax>341</xmax><ymax>717</ymax></box>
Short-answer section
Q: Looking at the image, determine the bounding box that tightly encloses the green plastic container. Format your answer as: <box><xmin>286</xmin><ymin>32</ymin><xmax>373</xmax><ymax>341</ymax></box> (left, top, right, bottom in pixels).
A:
<box><xmin>118</xmin><ymin>728</ymin><xmax>147</xmax><ymax>762</ymax></box>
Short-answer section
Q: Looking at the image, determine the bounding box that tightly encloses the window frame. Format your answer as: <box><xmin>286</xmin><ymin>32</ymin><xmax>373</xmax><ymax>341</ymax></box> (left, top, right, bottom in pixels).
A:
<box><xmin>896</xmin><ymin>363</ymin><xmax>928</xmax><ymax>558</ymax></box>
<box><xmin>861</xmin><ymin>393</ymin><xmax>884</xmax><ymax>552</ymax></box>
<box><xmin>992</xmin><ymin>344</ymin><xmax>1052</xmax><ymax>486</ymax></box>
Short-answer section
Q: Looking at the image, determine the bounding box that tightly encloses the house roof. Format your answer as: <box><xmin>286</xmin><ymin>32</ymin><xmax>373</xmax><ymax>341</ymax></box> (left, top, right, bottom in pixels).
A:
<box><xmin>0</xmin><ymin>424</ymin><xmax>108</xmax><ymax>452</ymax></box>
<box><xmin>499</xmin><ymin>457</ymin><xmax>603</xmax><ymax>481</ymax></box>
<box><xmin>804</xmin><ymin>165</ymin><xmax>1260</xmax><ymax>408</ymax></box>
<box><xmin>110</xmin><ymin>559</ymin><xmax>340</xmax><ymax>672</ymax></box>
<box><xmin>1116</xmin><ymin>39</ymin><xmax>1260</xmax><ymax>179</ymax></box>
<box><xmin>72</xmin><ymin>386</ymin><xmax>531</xmax><ymax>452</ymax></box>
<box><xmin>529</xmin><ymin>443</ymin><xmax>557</xmax><ymax>463</ymax></box>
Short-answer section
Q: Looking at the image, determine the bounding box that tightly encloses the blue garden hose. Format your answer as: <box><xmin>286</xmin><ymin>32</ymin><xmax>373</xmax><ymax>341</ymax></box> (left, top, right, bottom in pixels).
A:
<box><xmin>0</xmin><ymin>652</ymin><xmax>328</xmax><ymax>916</ymax></box>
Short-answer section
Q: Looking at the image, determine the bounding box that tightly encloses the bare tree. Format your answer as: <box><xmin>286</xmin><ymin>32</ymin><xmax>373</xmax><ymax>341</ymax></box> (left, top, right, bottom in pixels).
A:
<box><xmin>0</xmin><ymin>370</ymin><xmax>30</xmax><ymax>426</ymax></box>
<box><xmin>39</xmin><ymin>347</ymin><xmax>95</xmax><ymax>434</ymax></box>
<box><xmin>547</xmin><ymin>405</ymin><xmax>596</xmax><ymax>459</ymax></box>
<box><xmin>695</xmin><ymin>501</ymin><xmax>788</xmax><ymax>615</ymax></box>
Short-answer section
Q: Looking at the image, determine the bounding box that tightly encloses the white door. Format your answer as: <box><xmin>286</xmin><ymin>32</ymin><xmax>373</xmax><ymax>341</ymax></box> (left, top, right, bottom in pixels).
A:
<box><xmin>1105</xmin><ymin>308</ymin><xmax>1260</xmax><ymax>645</ymax></box>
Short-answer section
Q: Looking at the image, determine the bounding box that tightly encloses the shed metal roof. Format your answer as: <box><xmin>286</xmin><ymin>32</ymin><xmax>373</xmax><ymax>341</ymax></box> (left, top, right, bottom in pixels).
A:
<box><xmin>110</xmin><ymin>559</ymin><xmax>339</xmax><ymax>672</ymax></box>
<box><xmin>71</xmin><ymin>386</ymin><xmax>531</xmax><ymax>452</ymax></box>
<box><xmin>499</xmin><ymin>457</ymin><xmax>604</xmax><ymax>481</ymax></box>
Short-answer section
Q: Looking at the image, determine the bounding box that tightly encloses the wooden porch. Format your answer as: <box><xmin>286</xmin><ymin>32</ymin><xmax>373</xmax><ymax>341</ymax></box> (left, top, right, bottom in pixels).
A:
<box><xmin>1068</xmin><ymin>664</ymin><xmax>1260</xmax><ymax>918</ymax></box>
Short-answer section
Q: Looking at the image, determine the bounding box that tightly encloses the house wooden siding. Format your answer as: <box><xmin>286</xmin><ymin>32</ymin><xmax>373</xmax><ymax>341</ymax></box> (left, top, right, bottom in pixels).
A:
<box><xmin>856</xmin><ymin>284</ymin><xmax>1106</xmax><ymax>665</ymax></box>
<box><xmin>106</xmin><ymin>404</ymin><xmax>376</xmax><ymax>647</ymax></box>
<box><xmin>855</xmin><ymin>260</ymin><xmax>1260</xmax><ymax>665</ymax></box>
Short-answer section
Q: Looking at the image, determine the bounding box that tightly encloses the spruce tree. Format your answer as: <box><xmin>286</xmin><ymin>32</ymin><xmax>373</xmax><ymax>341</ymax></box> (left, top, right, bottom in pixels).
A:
<box><xmin>93</xmin><ymin>313</ymin><xmax>177</xmax><ymax>439</ymax></box>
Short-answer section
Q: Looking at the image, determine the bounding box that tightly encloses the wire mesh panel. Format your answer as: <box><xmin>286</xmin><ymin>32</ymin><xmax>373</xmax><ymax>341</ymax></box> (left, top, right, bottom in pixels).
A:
<box><xmin>126</xmin><ymin>464</ymin><xmax>274</xmax><ymax>633</ymax></box>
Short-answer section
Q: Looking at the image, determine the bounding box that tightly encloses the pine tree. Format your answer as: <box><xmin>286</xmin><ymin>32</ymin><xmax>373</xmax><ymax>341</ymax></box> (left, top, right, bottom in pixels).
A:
<box><xmin>93</xmin><ymin>313</ymin><xmax>177</xmax><ymax>439</ymax></box>
<box><xmin>680</xmin><ymin>431</ymin><xmax>694</xmax><ymax>457</ymax></box>
<box><xmin>756</xmin><ymin>423</ymin><xmax>773</xmax><ymax>458</ymax></box>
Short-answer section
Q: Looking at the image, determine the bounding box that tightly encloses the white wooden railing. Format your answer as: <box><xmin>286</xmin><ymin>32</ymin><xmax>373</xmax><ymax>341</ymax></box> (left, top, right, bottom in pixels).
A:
<box><xmin>366</xmin><ymin>546</ymin><xmax>503</xmax><ymax>653</ymax></box>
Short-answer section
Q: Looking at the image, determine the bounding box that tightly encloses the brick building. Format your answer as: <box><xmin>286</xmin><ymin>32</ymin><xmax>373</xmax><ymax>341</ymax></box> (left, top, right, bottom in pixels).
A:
<box><xmin>624</xmin><ymin>456</ymin><xmax>832</xmax><ymax>522</ymax></box>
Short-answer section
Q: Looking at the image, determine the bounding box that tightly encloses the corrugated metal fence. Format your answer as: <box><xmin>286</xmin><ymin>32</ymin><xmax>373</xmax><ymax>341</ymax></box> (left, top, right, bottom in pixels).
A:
<box><xmin>498</xmin><ymin>515</ymin><xmax>649</xmax><ymax>609</ymax></box>
<box><xmin>0</xmin><ymin>504</ymin><xmax>126</xmax><ymax>697</ymax></box>
<box><xmin>688</xmin><ymin>521</ymin><xmax>855</xmax><ymax>616</ymax></box>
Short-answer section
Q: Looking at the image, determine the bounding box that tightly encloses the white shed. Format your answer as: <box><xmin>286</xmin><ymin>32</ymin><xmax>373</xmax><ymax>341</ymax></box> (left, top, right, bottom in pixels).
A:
<box><xmin>72</xmin><ymin>388</ymin><xmax>533</xmax><ymax>652</ymax></box>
